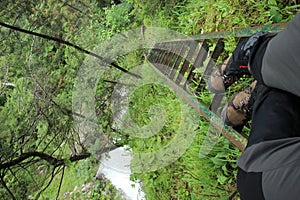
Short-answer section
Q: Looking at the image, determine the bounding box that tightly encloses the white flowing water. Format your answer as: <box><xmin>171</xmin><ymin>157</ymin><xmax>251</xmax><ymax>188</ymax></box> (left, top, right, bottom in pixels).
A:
<box><xmin>97</xmin><ymin>147</ymin><xmax>146</xmax><ymax>200</ymax></box>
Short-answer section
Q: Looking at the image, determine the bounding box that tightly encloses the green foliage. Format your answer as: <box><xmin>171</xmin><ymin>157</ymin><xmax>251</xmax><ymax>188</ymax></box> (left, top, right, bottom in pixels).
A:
<box><xmin>104</xmin><ymin>3</ymin><xmax>133</xmax><ymax>33</ymax></box>
<box><xmin>114</xmin><ymin>0</ymin><xmax>299</xmax><ymax>199</ymax></box>
<box><xmin>128</xmin><ymin>115</ymin><xmax>241</xmax><ymax>199</ymax></box>
<box><xmin>127</xmin><ymin>0</ymin><xmax>299</xmax><ymax>34</ymax></box>
<box><xmin>0</xmin><ymin>1</ymin><xmax>105</xmax><ymax>198</ymax></box>
<box><xmin>114</xmin><ymin>55</ymin><xmax>237</xmax><ymax>198</ymax></box>
<box><xmin>0</xmin><ymin>0</ymin><xmax>299</xmax><ymax>199</ymax></box>
<box><xmin>0</xmin><ymin>79</ymin><xmax>34</xmax><ymax>159</ymax></box>
<box><xmin>88</xmin><ymin>180</ymin><xmax>125</xmax><ymax>200</ymax></box>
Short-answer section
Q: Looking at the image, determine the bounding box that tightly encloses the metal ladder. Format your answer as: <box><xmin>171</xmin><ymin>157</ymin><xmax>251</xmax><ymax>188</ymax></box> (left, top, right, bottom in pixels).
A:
<box><xmin>147</xmin><ymin>22</ymin><xmax>286</xmax><ymax>151</ymax></box>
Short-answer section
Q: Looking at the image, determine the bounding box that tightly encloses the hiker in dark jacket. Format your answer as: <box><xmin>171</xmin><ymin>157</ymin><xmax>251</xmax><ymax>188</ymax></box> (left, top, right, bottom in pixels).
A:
<box><xmin>209</xmin><ymin>13</ymin><xmax>300</xmax><ymax>199</ymax></box>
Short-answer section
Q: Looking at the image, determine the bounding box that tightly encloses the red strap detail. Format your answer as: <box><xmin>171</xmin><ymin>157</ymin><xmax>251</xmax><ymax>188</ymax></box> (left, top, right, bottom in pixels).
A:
<box><xmin>239</xmin><ymin>65</ymin><xmax>248</xmax><ymax>69</ymax></box>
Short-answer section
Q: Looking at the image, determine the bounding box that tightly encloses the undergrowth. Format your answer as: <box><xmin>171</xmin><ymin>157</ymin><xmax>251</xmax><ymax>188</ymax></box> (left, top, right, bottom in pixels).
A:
<box><xmin>115</xmin><ymin>0</ymin><xmax>299</xmax><ymax>199</ymax></box>
<box><xmin>124</xmin><ymin>68</ymin><xmax>242</xmax><ymax>199</ymax></box>
<box><xmin>2</xmin><ymin>0</ymin><xmax>299</xmax><ymax>199</ymax></box>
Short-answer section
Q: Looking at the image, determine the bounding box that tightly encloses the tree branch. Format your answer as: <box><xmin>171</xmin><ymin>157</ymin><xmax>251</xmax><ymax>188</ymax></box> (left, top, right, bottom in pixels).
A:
<box><xmin>0</xmin><ymin>21</ymin><xmax>141</xmax><ymax>79</ymax></box>
<box><xmin>56</xmin><ymin>165</ymin><xmax>65</xmax><ymax>200</ymax></box>
<box><xmin>0</xmin><ymin>151</ymin><xmax>91</xmax><ymax>169</ymax></box>
<box><xmin>0</xmin><ymin>173</ymin><xmax>16</xmax><ymax>200</ymax></box>
<box><xmin>35</xmin><ymin>167</ymin><xmax>58</xmax><ymax>200</ymax></box>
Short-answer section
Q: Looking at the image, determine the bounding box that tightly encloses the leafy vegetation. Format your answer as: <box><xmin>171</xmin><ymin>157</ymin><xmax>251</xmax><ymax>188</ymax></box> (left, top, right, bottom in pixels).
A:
<box><xmin>0</xmin><ymin>0</ymin><xmax>299</xmax><ymax>199</ymax></box>
<box><xmin>121</xmin><ymin>1</ymin><xmax>298</xmax><ymax>199</ymax></box>
<box><xmin>0</xmin><ymin>1</ymin><xmax>118</xmax><ymax>199</ymax></box>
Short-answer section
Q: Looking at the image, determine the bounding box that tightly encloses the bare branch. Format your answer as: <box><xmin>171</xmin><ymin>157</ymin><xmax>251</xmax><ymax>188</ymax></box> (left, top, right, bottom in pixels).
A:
<box><xmin>0</xmin><ymin>151</ymin><xmax>91</xmax><ymax>169</ymax></box>
<box><xmin>35</xmin><ymin>167</ymin><xmax>58</xmax><ymax>200</ymax></box>
<box><xmin>65</xmin><ymin>3</ymin><xmax>92</xmax><ymax>18</ymax></box>
<box><xmin>0</xmin><ymin>21</ymin><xmax>142</xmax><ymax>79</ymax></box>
<box><xmin>56</xmin><ymin>165</ymin><xmax>65</xmax><ymax>200</ymax></box>
<box><xmin>0</xmin><ymin>173</ymin><xmax>16</xmax><ymax>200</ymax></box>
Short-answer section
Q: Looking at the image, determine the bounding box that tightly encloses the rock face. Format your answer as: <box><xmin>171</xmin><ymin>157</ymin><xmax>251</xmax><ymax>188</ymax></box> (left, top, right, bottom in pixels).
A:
<box><xmin>96</xmin><ymin>147</ymin><xmax>146</xmax><ymax>200</ymax></box>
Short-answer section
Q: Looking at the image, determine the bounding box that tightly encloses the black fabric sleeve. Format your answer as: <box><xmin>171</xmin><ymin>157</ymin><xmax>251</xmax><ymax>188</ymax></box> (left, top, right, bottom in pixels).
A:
<box><xmin>237</xmin><ymin>167</ymin><xmax>264</xmax><ymax>200</ymax></box>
